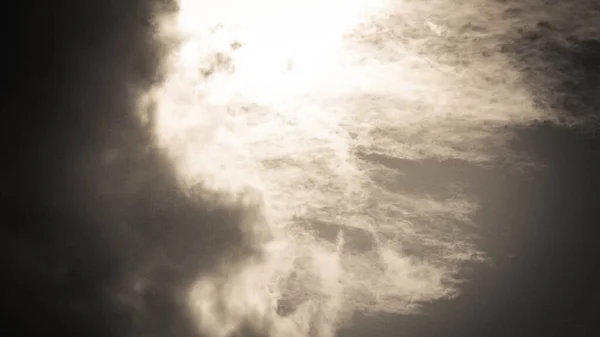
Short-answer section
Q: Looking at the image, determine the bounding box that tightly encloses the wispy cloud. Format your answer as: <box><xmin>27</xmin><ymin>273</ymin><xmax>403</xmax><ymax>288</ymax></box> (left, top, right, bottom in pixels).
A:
<box><xmin>138</xmin><ymin>1</ymin><xmax>600</xmax><ymax>336</ymax></box>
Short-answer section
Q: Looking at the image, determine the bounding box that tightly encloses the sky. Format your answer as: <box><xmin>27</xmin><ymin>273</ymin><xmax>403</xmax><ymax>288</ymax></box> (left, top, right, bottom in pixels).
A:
<box><xmin>3</xmin><ymin>1</ymin><xmax>600</xmax><ymax>337</ymax></box>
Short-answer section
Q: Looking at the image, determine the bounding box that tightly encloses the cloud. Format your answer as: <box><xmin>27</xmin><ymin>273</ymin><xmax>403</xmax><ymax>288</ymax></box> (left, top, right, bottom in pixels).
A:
<box><xmin>148</xmin><ymin>1</ymin><xmax>599</xmax><ymax>337</ymax></box>
<box><xmin>144</xmin><ymin>1</ymin><xmax>595</xmax><ymax>337</ymax></box>
<box><xmin>5</xmin><ymin>1</ymin><xmax>598</xmax><ymax>337</ymax></box>
<box><xmin>4</xmin><ymin>1</ymin><xmax>265</xmax><ymax>337</ymax></box>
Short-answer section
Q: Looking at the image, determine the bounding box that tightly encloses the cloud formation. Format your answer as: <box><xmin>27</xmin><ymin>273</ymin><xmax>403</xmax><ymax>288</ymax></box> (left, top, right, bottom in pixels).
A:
<box><xmin>145</xmin><ymin>1</ymin><xmax>597</xmax><ymax>337</ymax></box>
<box><xmin>5</xmin><ymin>1</ymin><xmax>598</xmax><ymax>337</ymax></box>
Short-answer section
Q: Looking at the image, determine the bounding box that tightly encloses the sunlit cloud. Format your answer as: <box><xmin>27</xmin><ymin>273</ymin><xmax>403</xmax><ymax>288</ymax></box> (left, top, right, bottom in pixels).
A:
<box><xmin>142</xmin><ymin>0</ymin><xmax>565</xmax><ymax>336</ymax></box>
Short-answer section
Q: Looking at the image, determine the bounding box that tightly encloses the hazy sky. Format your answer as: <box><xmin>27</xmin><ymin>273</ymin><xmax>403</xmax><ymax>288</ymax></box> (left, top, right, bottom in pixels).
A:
<box><xmin>3</xmin><ymin>1</ymin><xmax>600</xmax><ymax>337</ymax></box>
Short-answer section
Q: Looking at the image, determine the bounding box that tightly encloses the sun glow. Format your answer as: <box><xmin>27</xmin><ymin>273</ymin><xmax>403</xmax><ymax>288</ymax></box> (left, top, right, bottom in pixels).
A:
<box><xmin>145</xmin><ymin>0</ymin><xmax>556</xmax><ymax>336</ymax></box>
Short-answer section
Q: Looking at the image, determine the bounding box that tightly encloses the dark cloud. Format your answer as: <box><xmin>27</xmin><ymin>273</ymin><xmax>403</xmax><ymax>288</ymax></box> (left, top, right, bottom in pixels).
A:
<box><xmin>3</xmin><ymin>1</ymin><xmax>262</xmax><ymax>337</ymax></box>
<box><xmin>500</xmin><ymin>2</ymin><xmax>600</xmax><ymax>127</ymax></box>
